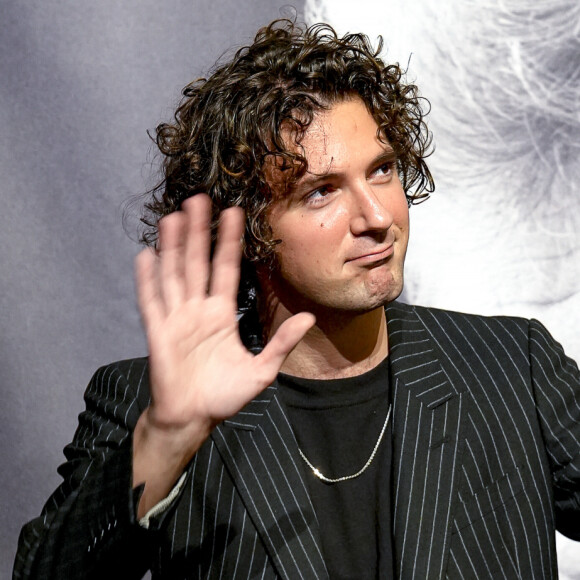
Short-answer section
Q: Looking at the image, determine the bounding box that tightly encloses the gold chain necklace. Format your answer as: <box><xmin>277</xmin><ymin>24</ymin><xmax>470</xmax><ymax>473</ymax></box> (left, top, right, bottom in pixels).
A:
<box><xmin>297</xmin><ymin>404</ymin><xmax>392</xmax><ymax>484</ymax></box>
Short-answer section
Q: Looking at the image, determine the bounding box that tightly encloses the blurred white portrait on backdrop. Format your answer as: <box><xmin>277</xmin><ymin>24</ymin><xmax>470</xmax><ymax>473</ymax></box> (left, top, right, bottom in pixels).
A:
<box><xmin>305</xmin><ymin>0</ymin><xmax>580</xmax><ymax>576</ymax></box>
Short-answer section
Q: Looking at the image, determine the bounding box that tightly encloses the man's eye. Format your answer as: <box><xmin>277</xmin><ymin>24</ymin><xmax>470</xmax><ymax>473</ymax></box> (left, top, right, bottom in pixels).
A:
<box><xmin>305</xmin><ymin>185</ymin><xmax>333</xmax><ymax>204</ymax></box>
<box><xmin>374</xmin><ymin>162</ymin><xmax>393</xmax><ymax>177</ymax></box>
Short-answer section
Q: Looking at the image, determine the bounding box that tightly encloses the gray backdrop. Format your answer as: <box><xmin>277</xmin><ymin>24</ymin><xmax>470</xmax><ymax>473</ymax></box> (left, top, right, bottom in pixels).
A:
<box><xmin>1</xmin><ymin>1</ymin><xmax>305</xmax><ymax>575</ymax></box>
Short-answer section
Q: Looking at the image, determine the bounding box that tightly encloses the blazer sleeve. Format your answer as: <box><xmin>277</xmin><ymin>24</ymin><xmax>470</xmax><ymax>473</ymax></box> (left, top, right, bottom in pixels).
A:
<box><xmin>529</xmin><ymin>319</ymin><xmax>580</xmax><ymax>541</ymax></box>
<box><xmin>13</xmin><ymin>359</ymin><xmax>154</xmax><ymax>580</ymax></box>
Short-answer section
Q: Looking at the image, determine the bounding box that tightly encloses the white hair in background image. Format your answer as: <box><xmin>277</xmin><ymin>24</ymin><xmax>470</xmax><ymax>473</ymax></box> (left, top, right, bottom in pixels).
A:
<box><xmin>304</xmin><ymin>0</ymin><xmax>580</xmax><ymax>343</ymax></box>
<box><xmin>306</xmin><ymin>0</ymin><xmax>580</xmax><ymax>576</ymax></box>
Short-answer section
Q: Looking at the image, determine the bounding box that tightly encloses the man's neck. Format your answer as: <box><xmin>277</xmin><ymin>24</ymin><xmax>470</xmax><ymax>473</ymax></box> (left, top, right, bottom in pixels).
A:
<box><xmin>265</xmin><ymin>304</ymin><xmax>389</xmax><ymax>380</ymax></box>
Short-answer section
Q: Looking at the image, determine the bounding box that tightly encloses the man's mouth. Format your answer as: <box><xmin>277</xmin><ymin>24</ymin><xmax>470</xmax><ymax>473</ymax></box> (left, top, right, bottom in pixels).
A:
<box><xmin>346</xmin><ymin>245</ymin><xmax>394</xmax><ymax>265</ymax></box>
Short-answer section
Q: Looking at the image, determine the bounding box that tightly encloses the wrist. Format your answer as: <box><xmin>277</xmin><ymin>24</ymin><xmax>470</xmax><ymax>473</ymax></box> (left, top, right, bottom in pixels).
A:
<box><xmin>132</xmin><ymin>409</ymin><xmax>212</xmax><ymax>517</ymax></box>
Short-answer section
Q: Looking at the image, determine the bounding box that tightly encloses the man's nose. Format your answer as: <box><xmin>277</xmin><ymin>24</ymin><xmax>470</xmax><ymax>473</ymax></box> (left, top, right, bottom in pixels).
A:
<box><xmin>349</xmin><ymin>182</ymin><xmax>393</xmax><ymax>236</ymax></box>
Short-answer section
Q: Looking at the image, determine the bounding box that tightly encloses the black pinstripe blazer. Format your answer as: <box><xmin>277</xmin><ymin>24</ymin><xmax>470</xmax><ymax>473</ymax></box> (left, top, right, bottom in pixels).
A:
<box><xmin>14</xmin><ymin>302</ymin><xmax>580</xmax><ymax>579</ymax></box>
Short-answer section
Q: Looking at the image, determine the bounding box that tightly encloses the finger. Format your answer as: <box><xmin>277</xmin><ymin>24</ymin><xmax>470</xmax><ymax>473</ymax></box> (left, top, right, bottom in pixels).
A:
<box><xmin>182</xmin><ymin>194</ymin><xmax>211</xmax><ymax>298</ymax></box>
<box><xmin>158</xmin><ymin>211</ymin><xmax>187</xmax><ymax>312</ymax></box>
<box><xmin>209</xmin><ymin>206</ymin><xmax>245</xmax><ymax>300</ymax></box>
<box><xmin>256</xmin><ymin>312</ymin><xmax>316</xmax><ymax>382</ymax></box>
<box><xmin>135</xmin><ymin>248</ymin><xmax>165</xmax><ymax>331</ymax></box>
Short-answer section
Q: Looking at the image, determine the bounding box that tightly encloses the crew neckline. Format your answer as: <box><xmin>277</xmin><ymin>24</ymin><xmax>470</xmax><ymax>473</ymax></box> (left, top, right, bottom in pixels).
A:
<box><xmin>277</xmin><ymin>354</ymin><xmax>390</xmax><ymax>409</ymax></box>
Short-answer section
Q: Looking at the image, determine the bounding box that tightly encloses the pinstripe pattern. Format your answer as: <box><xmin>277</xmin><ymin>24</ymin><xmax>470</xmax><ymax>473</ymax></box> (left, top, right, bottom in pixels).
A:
<box><xmin>386</xmin><ymin>304</ymin><xmax>580</xmax><ymax>579</ymax></box>
<box><xmin>14</xmin><ymin>359</ymin><xmax>153</xmax><ymax>579</ymax></box>
<box><xmin>14</xmin><ymin>302</ymin><xmax>580</xmax><ymax>579</ymax></box>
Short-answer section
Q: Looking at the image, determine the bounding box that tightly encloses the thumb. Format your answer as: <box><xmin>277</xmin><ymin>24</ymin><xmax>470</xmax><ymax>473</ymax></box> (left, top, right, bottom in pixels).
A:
<box><xmin>255</xmin><ymin>312</ymin><xmax>316</xmax><ymax>381</ymax></box>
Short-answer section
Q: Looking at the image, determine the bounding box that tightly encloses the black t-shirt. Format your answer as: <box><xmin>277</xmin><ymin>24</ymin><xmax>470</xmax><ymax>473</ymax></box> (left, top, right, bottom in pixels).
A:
<box><xmin>278</xmin><ymin>355</ymin><xmax>393</xmax><ymax>579</ymax></box>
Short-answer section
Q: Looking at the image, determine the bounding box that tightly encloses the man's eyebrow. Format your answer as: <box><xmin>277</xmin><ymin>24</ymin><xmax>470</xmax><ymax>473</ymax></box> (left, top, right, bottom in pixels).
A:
<box><xmin>295</xmin><ymin>148</ymin><xmax>398</xmax><ymax>189</ymax></box>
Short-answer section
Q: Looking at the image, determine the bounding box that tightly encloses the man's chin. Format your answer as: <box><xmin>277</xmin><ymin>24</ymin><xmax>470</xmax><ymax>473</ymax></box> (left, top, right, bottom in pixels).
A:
<box><xmin>330</xmin><ymin>284</ymin><xmax>405</xmax><ymax>316</ymax></box>
<box><xmin>363</xmin><ymin>272</ymin><xmax>404</xmax><ymax>306</ymax></box>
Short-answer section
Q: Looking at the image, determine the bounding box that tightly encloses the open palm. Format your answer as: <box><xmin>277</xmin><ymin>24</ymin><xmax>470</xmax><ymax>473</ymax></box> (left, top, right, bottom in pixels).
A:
<box><xmin>136</xmin><ymin>194</ymin><xmax>313</xmax><ymax>443</ymax></box>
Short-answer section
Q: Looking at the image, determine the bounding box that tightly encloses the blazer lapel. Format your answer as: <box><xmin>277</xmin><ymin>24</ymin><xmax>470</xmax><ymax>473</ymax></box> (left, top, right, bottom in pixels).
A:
<box><xmin>212</xmin><ymin>385</ymin><xmax>328</xmax><ymax>580</ymax></box>
<box><xmin>211</xmin><ymin>302</ymin><xmax>464</xmax><ymax>579</ymax></box>
<box><xmin>386</xmin><ymin>302</ymin><xmax>466</xmax><ymax>580</ymax></box>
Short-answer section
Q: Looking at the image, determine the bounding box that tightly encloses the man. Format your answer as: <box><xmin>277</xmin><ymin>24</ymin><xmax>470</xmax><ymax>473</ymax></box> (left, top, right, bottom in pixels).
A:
<box><xmin>14</xmin><ymin>19</ymin><xmax>580</xmax><ymax>579</ymax></box>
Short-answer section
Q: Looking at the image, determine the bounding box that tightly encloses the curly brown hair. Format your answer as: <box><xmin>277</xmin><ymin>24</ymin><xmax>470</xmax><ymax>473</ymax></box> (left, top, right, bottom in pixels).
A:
<box><xmin>139</xmin><ymin>19</ymin><xmax>433</xmax><ymax>324</ymax></box>
<box><xmin>141</xmin><ymin>19</ymin><xmax>433</xmax><ymax>255</ymax></box>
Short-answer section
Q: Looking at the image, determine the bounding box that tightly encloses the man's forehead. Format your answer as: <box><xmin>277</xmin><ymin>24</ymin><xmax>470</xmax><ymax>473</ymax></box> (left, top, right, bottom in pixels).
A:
<box><xmin>296</xmin><ymin>112</ymin><xmax>393</xmax><ymax>176</ymax></box>
<box><xmin>297</xmin><ymin>142</ymin><xmax>396</xmax><ymax>186</ymax></box>
<box><xmin>266</xmin><ymin>97</ymin><xmax>393</xmax><ymax>195</ymax></box>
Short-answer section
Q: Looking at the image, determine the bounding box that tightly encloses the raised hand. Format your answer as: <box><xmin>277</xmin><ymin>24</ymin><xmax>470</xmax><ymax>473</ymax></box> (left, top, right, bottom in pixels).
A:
<box><xmin>132</xmin><ymin>195</ymin><xmax>314</xmax><ymax>515</ymax></box>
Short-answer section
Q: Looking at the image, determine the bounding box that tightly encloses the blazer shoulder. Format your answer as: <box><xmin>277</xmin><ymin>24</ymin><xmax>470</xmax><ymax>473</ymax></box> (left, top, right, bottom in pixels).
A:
<box><xmin>400</xmin><ymin>301</ymin><xmax>530</xmax><ymax>335</ymax></box>
<box><xmin>84</xmin><ymin>357</ymin><xmax>151</xmax><ymax>422</ymax></box>
<box><xmin>94</xmin><ymin>356</ymin><xmax>149</xmax><ymax>378</ymax></box>
<box><xmin>90</xmin><ymin>357</ymin><xmax>150</xmax><ymax>390</ymax></box>
<box><xmin>407</xmin><ymin>301</ymin><xmax>527</xmax><ymax>325</ymax></box>
<box><xmin>388</xmin><ymin>302</ymin><xmax>539</xmax><ymax>368</ymax></box>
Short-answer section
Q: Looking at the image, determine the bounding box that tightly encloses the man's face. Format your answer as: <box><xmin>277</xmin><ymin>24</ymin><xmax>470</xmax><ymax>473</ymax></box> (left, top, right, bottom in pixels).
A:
<box><xmin>262</xmin><ymin>97</ymin><xmax>409</xmax><ymax>317</ymax></box>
